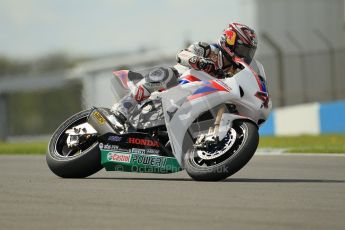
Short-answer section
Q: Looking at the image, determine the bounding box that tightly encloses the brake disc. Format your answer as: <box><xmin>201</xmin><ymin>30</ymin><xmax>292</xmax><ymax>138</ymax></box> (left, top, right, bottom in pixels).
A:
<box><xmin>196</xmin><ymin>128</ymin><xmax>237</xmax><ymax>160</ymax></box>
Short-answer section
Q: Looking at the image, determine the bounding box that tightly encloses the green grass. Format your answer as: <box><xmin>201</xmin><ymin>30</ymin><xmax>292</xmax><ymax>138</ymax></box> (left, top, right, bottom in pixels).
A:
<box><xmin>0</xmin><ymin>141</ymin><xmax>48</xmax><ymax>155</ymax></box>
<box><xmin>259</xmin><ymin>135</ymin><xmax>345</xmax><ymax>153</ymax></box>
<box><xmin>0</xmin><ymin>135</ymin><xmax>345</xmax><ymax>154</ymax></box>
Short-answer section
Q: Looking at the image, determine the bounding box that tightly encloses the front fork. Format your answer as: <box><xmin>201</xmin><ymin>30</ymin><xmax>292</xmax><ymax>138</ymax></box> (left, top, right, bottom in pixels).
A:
<box><xmin>194</xmin><ymin>105</ymin><xmax>227</xmax><ymax>148</ymax></box>
<box><xmin>209</xmin><ymin>105</ymin><xmax>226</xmax><ymax>138</ymax></box>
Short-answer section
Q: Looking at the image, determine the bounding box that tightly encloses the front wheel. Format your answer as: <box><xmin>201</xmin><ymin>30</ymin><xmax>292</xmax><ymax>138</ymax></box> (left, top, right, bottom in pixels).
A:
<box><xmin>184</xmin><ymin>120</ymin><xmax>259</xmax><ymax>181</ymax></box>
<box><xmin>46</xmin><ymin>109</ymin><xmax>103</xmax><ymax>178</ymax></box>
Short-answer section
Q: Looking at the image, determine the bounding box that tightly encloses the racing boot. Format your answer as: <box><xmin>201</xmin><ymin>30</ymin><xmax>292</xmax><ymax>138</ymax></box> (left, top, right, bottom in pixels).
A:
<box><xmin>110</xmin><ymin>94</ymin><xmax>138</xmax><ymax>132</ymax></box>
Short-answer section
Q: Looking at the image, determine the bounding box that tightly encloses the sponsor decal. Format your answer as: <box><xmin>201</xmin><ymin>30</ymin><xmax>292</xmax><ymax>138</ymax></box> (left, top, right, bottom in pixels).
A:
<box><xmin>225</xmin><ymin>30</ymin><xmax>236</xmax><ymax>46</ymax></box>
<box><xmin>107</xmin><ymin>152</ymin><xmax>131</xmax><ymax>163</ymax></box>
<box><xmin>146</xmin><ymin>148</ymin><xmax>160</xmax><ymax>154</ymax></box>
<box><xmin>135</xmin><ymin>86</ymin><xmax>144</xmax><ymax>101</ymax></box>
<box><xmin>130</xmin><ymin>148</ymin><xmax>159</xmax><ymax>155</ymax></box>
<box><xmin>100</xmin><ymin>143</ymin><xmax>119</xmax><ymax>150</ymax></box>
<box><xmin>131</xmin><ymin>148</ymin><xmax>146</xmax><ymax>154</ymax></box>
<box><xmin>135</xmin><ymin>85</ymin><xmax>150</xmax><ymax>102</ymax></box>
<box><xmin>213</xmin><ymin>80</ymin><xmax>231</xmax><ymax>92</ymax></box>
<box><xmin>93</xmin><ymin>111</ymin><xmax>105</xmax><ymax>125</ymax></box>
<box><xmin>131</xmin><ymin>148</ymin><xmax>160</xmax><ymax>155</ymax></box>
<box><xmin>128</xmin><ymin>138</ymin><xmax>160</xmax><ymax>147</ymax></box>
<box><xmin>108</xmin><ymin>136</ymin><xmax>122</xmax><ymax>142</ymax></box>
<box><xmin>132</xmin><ymin>154</ymin><xmax>167</xmax><ymax>167</ymax></box>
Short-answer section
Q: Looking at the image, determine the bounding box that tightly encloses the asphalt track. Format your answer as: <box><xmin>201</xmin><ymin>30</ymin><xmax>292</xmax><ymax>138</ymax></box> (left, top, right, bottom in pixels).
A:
<box><xmin>0</xmin><ymin>154</ymin><xmax>344</xmax><ymax>230</ymax></box>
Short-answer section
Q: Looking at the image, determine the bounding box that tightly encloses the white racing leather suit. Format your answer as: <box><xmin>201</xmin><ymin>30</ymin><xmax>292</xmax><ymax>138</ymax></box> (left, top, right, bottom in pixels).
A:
<box><xmin>112</xmin><ymin>42</ymin><xmax>238</xmax><ymax>121</ymax></box>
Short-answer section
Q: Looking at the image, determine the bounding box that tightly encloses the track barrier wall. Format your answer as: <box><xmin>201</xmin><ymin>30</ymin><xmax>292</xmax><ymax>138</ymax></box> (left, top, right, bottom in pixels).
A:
<box><xmin>259</xmin><ymin>100</ymin><xmax>345</xmax><ymax>136</ymax></box>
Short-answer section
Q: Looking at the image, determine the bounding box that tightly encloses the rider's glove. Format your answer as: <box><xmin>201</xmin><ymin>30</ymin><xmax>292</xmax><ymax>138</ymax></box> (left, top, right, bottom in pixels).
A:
<box><xmin>198</xmin><ymin>58</ymin><xmax>216</xmax><ymax>73</ymax></box>
<box><xmin>188</xmin><ymin>56</ymin><xmax>216</xmax><ymax>74</ymax></box>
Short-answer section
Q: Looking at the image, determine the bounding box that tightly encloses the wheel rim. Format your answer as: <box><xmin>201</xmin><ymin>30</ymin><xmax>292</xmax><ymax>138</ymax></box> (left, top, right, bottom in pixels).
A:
<box><xmin>53</xmin><ymin>115</ymin><xmax>97</xmax><ymax>159</ymax></box>
<box><xmin>189</xmin><ymin>123</ymin><xmax>247</xmax><ymax>168</ymax></box>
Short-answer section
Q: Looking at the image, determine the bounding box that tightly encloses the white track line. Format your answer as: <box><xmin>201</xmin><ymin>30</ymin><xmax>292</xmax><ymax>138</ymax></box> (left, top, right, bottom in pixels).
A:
<box><xmin>255</xmin><ymin>149</ymin><xmax>345</xmax><ymax>157</ymax></box>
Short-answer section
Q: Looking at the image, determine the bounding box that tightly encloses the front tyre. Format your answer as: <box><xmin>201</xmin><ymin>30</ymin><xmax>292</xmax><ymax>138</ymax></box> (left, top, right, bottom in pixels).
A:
<box><xmin>184</xmin><ymin>120</ymin><xmax>259</xmax><ymax>181</ymax></box>
<box><xmin>46</xmin><ymin>109</ymin><xmax>103</xmax><ymax>178</ymax></box>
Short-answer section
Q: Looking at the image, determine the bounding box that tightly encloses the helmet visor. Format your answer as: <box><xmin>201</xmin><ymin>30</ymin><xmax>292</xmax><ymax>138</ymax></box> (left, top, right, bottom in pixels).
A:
<box><xmin>234</xmin><ymin>44</ymin><xmax>256</xmax><ymax>64</ymax></box>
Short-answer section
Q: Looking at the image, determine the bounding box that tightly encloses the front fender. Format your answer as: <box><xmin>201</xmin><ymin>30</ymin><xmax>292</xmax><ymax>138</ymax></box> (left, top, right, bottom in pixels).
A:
<box><xmin>217</xmin><ymin>113</ymin><xmax>258</xmax><ymax>141</ymax></box>
<box><xmin>160</xmin><ymin>81</ymin><xmax>242</xmax><ymax>166</ymax></box>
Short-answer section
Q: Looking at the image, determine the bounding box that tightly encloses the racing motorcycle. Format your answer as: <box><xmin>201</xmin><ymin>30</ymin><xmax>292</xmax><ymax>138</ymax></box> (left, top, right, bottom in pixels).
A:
<box><xmin>46</xmin><ymin>58</ymin><xmax>271</xmax><ymax>181</ymax></box>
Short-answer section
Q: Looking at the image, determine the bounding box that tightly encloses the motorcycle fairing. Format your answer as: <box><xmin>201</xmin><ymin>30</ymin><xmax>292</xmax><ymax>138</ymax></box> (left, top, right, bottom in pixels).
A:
<box><xmin>159</xmin><ymin>61</ymin><xmax>271</xmax><ymax>166</ymax></box>
<box><xmin>159</xmin><ymin>70</ymin><xmax>240</xmax><ymax>166</ymax></box>
<box><xmin>112</xmin><ymin>60</ymin><xmax>272</xmax><ymax>167</ymax></box>
<box><xmin>98</xmin><ymin>132</ymin><xmax>182</xmax><ymax>173</ymax></box>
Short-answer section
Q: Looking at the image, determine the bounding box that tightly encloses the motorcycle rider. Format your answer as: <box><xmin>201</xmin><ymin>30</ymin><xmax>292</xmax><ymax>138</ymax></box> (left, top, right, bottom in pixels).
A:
<box><xmin>111</xmin><ymin>22</ymin><xmax>258</xmax><ymax>125</ymax></box>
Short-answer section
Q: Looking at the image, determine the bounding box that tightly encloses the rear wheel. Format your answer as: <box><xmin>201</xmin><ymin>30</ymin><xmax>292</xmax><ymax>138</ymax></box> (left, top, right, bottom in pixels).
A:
<box><xmin>46</xmin><ymin>110</ymin><xmax>103</xmax><ymax>178</ymax></box>
<box><xmin>184</xmin><ymin>120</ymin><xmax>259</xmax><ymax>181</ymax></box>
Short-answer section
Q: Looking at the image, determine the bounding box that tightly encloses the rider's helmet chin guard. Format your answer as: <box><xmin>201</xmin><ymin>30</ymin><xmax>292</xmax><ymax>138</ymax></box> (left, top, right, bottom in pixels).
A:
<box><xmin>219</xmin><ymin>22</ymin><xmax>258</xmax><ymax>64</ymax></box>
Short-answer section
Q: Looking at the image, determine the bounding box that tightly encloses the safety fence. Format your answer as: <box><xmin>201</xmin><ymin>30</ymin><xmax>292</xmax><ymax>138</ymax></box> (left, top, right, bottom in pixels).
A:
<box><xmin>257</xmin><ymin>44</ymin><xmax>345</xmax><ymax>108</ymax></box>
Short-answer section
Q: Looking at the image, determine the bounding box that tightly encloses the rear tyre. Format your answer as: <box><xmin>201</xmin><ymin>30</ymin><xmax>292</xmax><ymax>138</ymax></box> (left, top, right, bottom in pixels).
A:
<box><xmin>184</xmin><ymin>120</ymin><xmax>259</xmax><ymax>181</ymax></box>
<box><xmin>46</xmin><ymin>110</ymin><xmax>103</xmax><ymax>178</ymax></box>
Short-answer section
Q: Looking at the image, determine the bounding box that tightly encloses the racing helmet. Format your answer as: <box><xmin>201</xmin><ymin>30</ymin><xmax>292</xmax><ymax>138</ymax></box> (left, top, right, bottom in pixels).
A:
<box><xmin>219</xmin><ymin>22</ymin><xmax>258</xmax><ymax>64</ymax></box>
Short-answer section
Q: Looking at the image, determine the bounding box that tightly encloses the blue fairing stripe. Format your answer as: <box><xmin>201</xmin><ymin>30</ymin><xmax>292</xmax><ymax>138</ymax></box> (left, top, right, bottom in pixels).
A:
<box><xmin>193</xmin><ymin>86</ymin><xmax>218</xmax><ymax>95</ymax></box>
<box><xmin>178</xmin><ymin>79</ymin><xmax>189</xmax><ymax>85</ymax></box>
<box><xmin>261</xmin><ymin>81</ymin><xmax>267</xmax><ymax>93</ymax></box>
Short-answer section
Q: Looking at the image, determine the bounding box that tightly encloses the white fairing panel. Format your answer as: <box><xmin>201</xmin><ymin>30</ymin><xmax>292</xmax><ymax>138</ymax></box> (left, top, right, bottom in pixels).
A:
<box><xmin>160</xmin><ymin>80</ymin><xmax>241</xmax><ymax>165</ymax></box>
<box><xmin>159</xmin><ymin>60</ymin><xmax>272</xmax><ymax>165</ymax></box>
